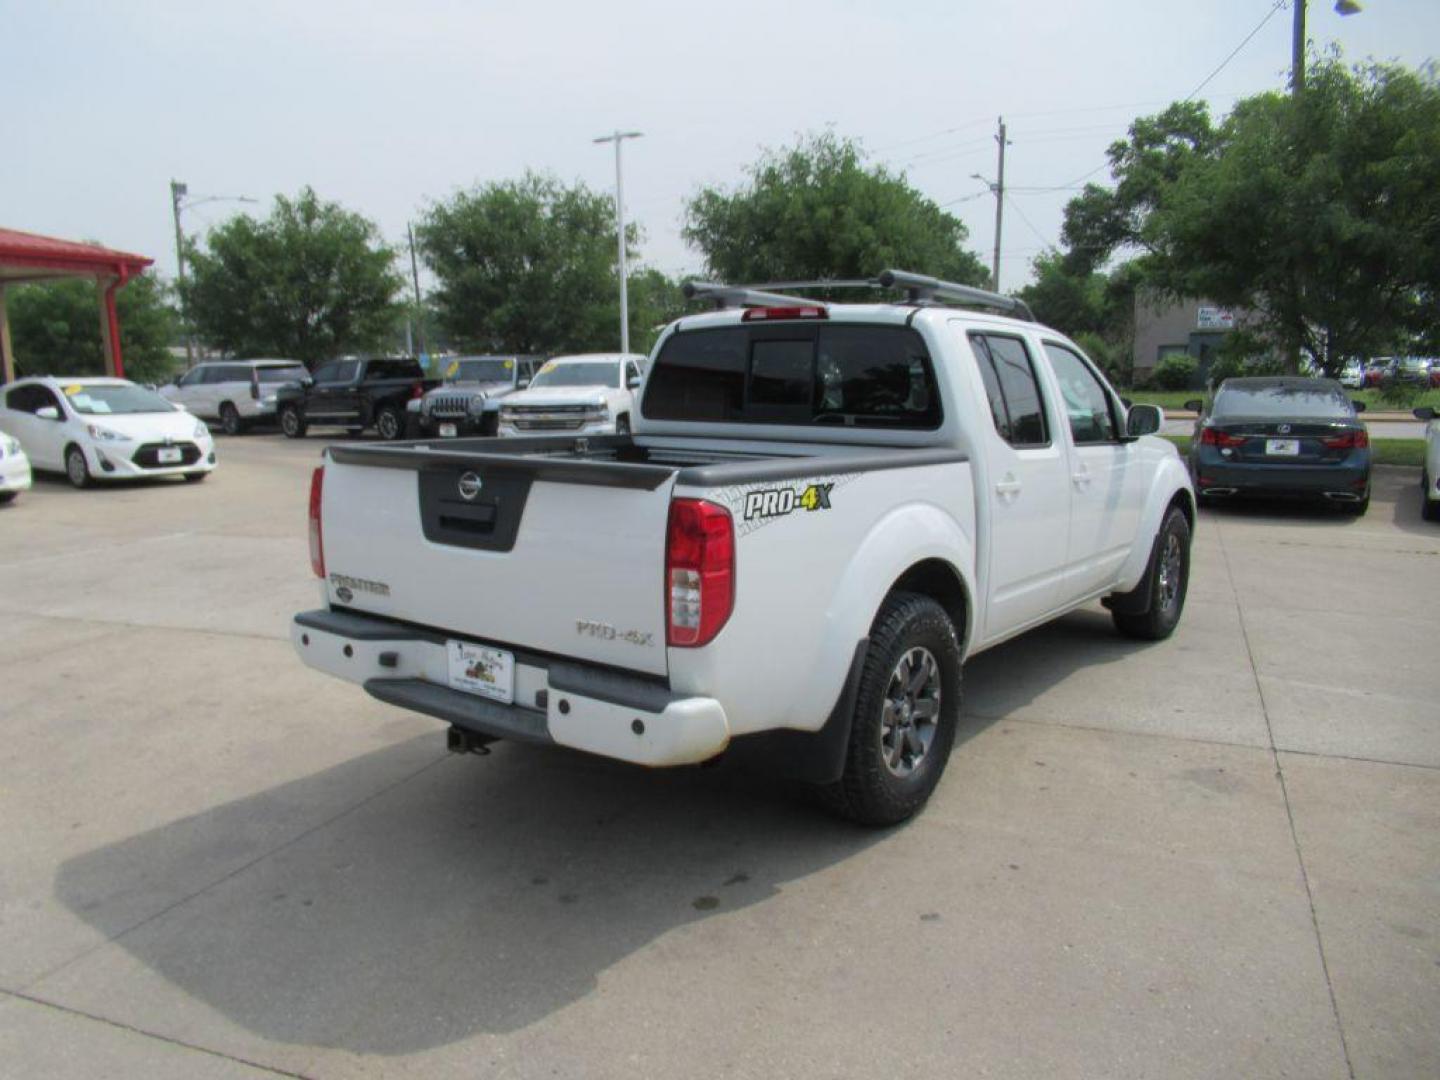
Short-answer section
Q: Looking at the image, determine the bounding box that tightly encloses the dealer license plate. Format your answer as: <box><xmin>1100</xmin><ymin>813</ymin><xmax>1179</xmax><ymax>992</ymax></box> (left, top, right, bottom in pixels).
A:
<box><xmin>1266</xmin><ymin>439</ymin><xmax>1300</xmax><ymax>456</ymax></box>
<box><xmin>157</xmin><ymin>447</ymin><xmax>183</xmax><ymax>464</ymax></box>
<box><xmin>446</xmin><ymin>640</ymin><xmax>513</xmax><ymax>704</ymax></box>
<box><xmin>439</xmin><ymin>423</ymin><xmax>458</xmax><ymax>438</ymax></box>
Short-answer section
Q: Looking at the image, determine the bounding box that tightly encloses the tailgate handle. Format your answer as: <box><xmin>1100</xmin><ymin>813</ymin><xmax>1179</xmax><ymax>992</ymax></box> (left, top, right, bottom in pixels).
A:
<box><xmin>438</xmin><ymin>507</ymin><xmax>497</xmax><ymax>535</ymax></box>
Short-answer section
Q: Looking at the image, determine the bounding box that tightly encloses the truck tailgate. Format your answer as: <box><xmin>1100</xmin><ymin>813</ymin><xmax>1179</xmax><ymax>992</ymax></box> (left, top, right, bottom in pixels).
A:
<box><xmin>318</xmin><ymin>450</ymin><xmax>676</xmax><ymax>677</ymax></box>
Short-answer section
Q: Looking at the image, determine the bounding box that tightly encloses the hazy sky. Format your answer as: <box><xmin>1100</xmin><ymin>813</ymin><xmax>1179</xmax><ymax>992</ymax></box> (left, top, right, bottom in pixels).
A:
<box><xmin>4</xmin><ymin>1</ymin><xmax>1437</xmax><ymax>292</ymax></box>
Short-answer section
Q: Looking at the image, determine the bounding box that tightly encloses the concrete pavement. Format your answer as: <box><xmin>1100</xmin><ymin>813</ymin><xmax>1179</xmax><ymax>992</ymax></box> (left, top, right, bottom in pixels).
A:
<box><xmin>0</xmin><ymin>436</ymin><xmax>1436</xmax><ymax>1078</ymax></box>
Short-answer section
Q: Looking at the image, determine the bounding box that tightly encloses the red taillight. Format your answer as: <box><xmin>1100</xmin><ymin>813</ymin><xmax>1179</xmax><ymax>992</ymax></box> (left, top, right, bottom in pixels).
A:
<box><xmin>666</xmin><ymin>499</ymin><xmax>734</xmax><ymax>647</ymax></box>
<box><xmin>741</xmin><ymin>305</ymin><xmax>827</xmax><ymax>322</ymax></box>
<box><xmin>309</xmin><ymin>466</ymin><xmax>325</xmax><ymax>579</ymax></box>
<box><xmin>1322</xmin><ymin>430</ymin><xmax>1369</xmax><ymax>450</ymax></box>
<box><xmin>1200</xmin><ymin>427</ymin><xmax>1247</xmax><ymax>448</ymax></box>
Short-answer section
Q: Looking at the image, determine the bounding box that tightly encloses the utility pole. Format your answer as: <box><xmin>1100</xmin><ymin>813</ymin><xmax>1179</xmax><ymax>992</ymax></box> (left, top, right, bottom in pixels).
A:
<box><xmin>407</xmin><ymin>222</ymin><xmax>426</xmax><ymax>359</ymax></box>
<box><xmin>169</xmin><ymin>182</ymin><xmax>256</xmax><ymax>366</ymax></box>
<box><xmin>991</xmin><ymin>116</ymin><xmax>1008</xmax><ymax>293</ymax></box>
<box><xmin>593</xmin><ymin>130</ymin><xmax>643</xmax><ymax>353</ymax></box>
<box><xmin>971</xmin><ymin>117</ymin><xmax>1010</xmax><ymax>293</ymax></box>
<box><xmin>170</xmin><ymin>180</ymin><xmax>192</xmax><ymax>364</ymax></box>
<box><xmin>1291</xmin><ymin>0</ymin><xmax>1307</xmax><ymax>95</ymax></box>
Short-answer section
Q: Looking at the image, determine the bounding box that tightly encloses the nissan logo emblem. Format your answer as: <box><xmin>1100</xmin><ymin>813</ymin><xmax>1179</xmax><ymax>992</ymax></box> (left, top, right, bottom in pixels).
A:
<box><xmin>457</xmin><ymin>472</ymin><xmax>483</xmax><ymax>501</ymax></box>
<box><xmin>1278</xmin><ymin>424</ymin><xmax>1291</xmax><ymax>434</ymax></box>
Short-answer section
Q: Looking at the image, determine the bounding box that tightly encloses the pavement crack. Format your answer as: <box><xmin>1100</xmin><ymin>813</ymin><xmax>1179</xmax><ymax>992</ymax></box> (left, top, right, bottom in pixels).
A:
<box><xmin>1216</xmin><ymin>517</ymin><xmax>1357</xmax><ymax>1080</ymax></box>
<box><xmin>0</xmin><ymin>988</ymin><xmax>310</xmax><ymax>1078</ymax></box>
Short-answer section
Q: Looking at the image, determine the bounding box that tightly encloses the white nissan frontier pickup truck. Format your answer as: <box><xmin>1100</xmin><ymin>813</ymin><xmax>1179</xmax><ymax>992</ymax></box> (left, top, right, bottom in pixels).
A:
<box><xmin>293</xmin><ymin>270</ymin><xmax>1194</xmax><ymax>825</ymax></box>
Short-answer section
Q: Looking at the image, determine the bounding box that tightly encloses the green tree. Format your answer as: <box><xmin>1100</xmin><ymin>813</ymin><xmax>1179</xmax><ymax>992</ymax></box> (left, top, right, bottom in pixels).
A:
<box><xmin>625</xmin><ymin>268</ymin><xmax>689</xmax><ymax>355</ymax></box>
<box><xmin>1059</xmin><ymin>60</ymin><xmax>1440</xmax><ymax>374</ymax></box>
<box><xmin>683</xmin><ymin>132</ymin><xmax>987</xmax><ymax>288</ymax></box>
<box><xmin>417</xmin><ymin>173</ymin><xmax>627</xmax><ymax>354</ymax></box>
<box><xmin>8</xmin><ymin>272</ymin><xmax>177</xmax><ymax>384</ymax></box>
<box><xmin>184</xmin><ymin>187</ymin><xmax>403</xmax><ymax>366</ymax></box>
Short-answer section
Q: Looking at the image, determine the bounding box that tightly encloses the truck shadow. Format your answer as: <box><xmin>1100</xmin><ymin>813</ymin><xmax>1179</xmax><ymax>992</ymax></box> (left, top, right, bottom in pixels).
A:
<box><xmin>53</xmin><ymin>737</ymin><xmax>882</xmax><ymax>1054</ymax></box>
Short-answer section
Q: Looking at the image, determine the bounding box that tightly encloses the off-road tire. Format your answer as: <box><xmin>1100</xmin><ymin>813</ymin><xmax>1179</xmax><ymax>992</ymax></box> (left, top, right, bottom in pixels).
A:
<box><xmin>817</xmin><ymin>592</ymin><xmax>963</xmax><ymax>827</ymax></box>
<box><xmin>65</xmin><ymin>445</ymin><xmax>91</xmax><ymax>489</ymax></box>
<box><xmin>1422</xmin><ymin>473</ymin><xmax>1440</xmax><ymax>522</ymax></box>
<box><xmin>280</xmin><ymin>405</ymin><xmax>307</xmax><ymax>439</ymax></box>
<box><xmin>376</xmin><ymin>405</ymin><xmax>405</xmax><ymax>441</ymax></box>
<box><xmin>0</xmin><ymin>491</ymin><xmax>16</xmax><ymax>505</ymax></box>
<box><xmin>219</xmin><ymin>403</ymin><xmax>245</xmax><ymax>436</ymax></box>
<box><xmin>1111</xmin><ymin>505</ymin><xmax>1191</xmax><ymax>641</ymax></box>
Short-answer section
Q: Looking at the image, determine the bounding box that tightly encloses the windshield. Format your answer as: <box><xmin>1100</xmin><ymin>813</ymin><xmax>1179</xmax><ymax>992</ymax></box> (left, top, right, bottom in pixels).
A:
<box><xmin>529</xmin><ymin>361</ymin><xmax>619</xmax><ymax>389</ymax></box>
<box><xmin>64</xmin><ymin>383</ymin><xmax>176</xmax><ymax>415</ymax></box>
<box><xmin>256</xmin><ymin>366</ymin><xmax>308</xmax><ymax>384</ymax></box>
<box><xmin>1213</xmin><ymin>382</ymin><xmax>1354</xmax><ymax>420</ymax></box>
<box><xmin>447</xmin><ymin>359</ymin><xmax>514</xmax><ymax>384</ymax></box>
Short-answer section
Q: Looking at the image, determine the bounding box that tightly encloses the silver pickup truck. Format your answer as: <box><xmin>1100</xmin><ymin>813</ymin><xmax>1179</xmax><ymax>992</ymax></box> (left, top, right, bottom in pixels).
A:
<box><xmin>408</xmin><ymin>355</ymin><xmax>542</xmax><ymax>438</ymax></box>
<box><xmin>295</xmin><ymin>271</ymin><xmax>1194</xmax><ymax>825</ymax></box>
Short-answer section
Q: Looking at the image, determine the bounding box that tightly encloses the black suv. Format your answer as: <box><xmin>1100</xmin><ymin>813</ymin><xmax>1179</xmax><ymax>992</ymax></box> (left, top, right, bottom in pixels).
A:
<box><xmin>276</xmin><ymin>358</ymin><xmax>439</xmax><ymax>440</ymax></box>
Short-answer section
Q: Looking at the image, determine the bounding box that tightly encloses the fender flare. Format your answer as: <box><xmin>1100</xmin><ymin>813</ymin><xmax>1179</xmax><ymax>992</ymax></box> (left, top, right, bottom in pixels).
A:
<box><xmin>1112</xmin><ymin>452</ymin><xmax>1195</xmax><ymax>595</ymax></box>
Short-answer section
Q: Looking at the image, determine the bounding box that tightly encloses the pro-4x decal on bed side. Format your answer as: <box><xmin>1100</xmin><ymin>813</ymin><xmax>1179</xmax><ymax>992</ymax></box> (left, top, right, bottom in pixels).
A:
<box><xmin>743</xmin><ymin>482</ymin><xmax>834</xmax><ymax>521</ymax></box>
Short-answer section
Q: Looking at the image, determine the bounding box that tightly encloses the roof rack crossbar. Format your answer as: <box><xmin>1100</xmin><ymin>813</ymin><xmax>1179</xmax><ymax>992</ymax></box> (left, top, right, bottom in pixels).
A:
<box><xmin>681</xmin><ymin>270</ymin><xmax>1034</xmax><ymax>321</ymax></box>
<box><xmin>874</xmin><ymin>269</ymin><xmax>1034</xmax><ymax>321</ymax></box>
<box><xmin>681</xmin><ymin>281</ymin><xmax>821</xmax><ymax>310</ymax></box>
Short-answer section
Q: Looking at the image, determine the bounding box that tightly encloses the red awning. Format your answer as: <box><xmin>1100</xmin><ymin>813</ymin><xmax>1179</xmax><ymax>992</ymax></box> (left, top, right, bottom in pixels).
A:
<box><xmin>0</xmin><ymin>227</ymin><xmax>153</xmax><ymax>282</ymax></box>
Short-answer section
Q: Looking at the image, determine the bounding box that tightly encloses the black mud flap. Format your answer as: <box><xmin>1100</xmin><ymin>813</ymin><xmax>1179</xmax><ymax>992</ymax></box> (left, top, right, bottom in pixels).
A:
<box><xmin>721</xmin><ymin>638</ymin><xmax>869</xmax><ymax>785</ymax></box>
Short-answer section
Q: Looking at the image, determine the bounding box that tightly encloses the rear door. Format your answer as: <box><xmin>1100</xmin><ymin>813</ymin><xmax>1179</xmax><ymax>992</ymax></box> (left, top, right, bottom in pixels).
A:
<box><xmin>320</xmin><ymin>457</ymin><xmax>676</xmax><ymax>676</ymax></box>
<box><xmin>963</xmin><ymin>329</ymin><xmax>1071</xmax><ymax>639</ymax></box>
<box><xmin>1040</xmin><ymin>341</ymin><xmax>1146</xmax><ymax>600</ymax></box>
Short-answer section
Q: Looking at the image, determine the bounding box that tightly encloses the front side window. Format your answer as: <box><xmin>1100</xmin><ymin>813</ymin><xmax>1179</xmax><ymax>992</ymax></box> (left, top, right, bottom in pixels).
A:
<box><xmin>644</xmin><ymin>323</ymin><xmax>940</xmax><ymax>429</ymax></box>
<box><xmin>178</xmin><ymin>367</ymin><xmax>207</xmax><ymax>388</ymax></box>
<box><xmin>1044</xmin><ymin>343</ymin><xmax>1117</xmax><ymax>444</ymax></box>
<box><xmin>311</xmin><ymin>363</ymin><xmax>339</xmax><ymax>383</ymax></box>
<box><xmin>969</xmin><ymin>333</ymin><xmax>1048</xmax><ymax>447</ymax></box>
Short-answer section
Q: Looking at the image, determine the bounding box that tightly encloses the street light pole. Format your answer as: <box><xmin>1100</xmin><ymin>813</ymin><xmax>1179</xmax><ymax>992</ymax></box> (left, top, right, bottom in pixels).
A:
<box><xmin>169</xmin><ymin>182</ymin><xmax>258</xmax><ymax>365</ymax></box>
<box><xmin>593</xmin><ymin>130</ymin><xmax>643</xmax><ymax>354</ymax></box>
<box><xmin>169</xmin><ymin>180</ymin><xmax>191</xmax><ymax>364</ymax></box>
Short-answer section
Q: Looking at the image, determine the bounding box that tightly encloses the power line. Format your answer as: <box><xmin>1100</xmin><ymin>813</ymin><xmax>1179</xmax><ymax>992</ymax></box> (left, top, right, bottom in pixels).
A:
<box><xmin>1004</xmin><ymin>194</ymin><xmax>1055</xmax><ymax>253</ymax></box>
<box><xmin>1185</xmin><ymin>0</ymin><xmax>1287</xmax><ymax>102</ymax></box>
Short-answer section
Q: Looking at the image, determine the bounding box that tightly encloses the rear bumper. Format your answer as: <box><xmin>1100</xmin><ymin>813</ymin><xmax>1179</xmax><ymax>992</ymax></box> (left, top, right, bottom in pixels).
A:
<box><xmin>291</xmin><ymin>608</ymin><xmax>730</xmax><ymax>767</ymax></box>
<box><xmin>1193</xmin><ymin>451</ymin><xmax>1369</xmax><ymax>500</ymax></box>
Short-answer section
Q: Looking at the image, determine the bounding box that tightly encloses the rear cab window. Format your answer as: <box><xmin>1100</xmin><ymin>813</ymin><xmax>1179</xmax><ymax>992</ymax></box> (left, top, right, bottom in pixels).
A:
<box><xmin>643</xmin><ymin>323</ymin><xmax>941</xmax><ymax>429</ymax></box>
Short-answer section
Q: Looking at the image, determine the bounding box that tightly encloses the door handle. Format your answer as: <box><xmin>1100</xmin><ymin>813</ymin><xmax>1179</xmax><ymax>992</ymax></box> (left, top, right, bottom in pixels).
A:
<box><xmin>995</xmin><ymin>475</ymin><xmax>1022</xmax><ymax>499</ymax></box>
<box><xmin>1071</xmin><ymin>466</ymin><xmax>1092</xmax><ymax>489</ymax></box>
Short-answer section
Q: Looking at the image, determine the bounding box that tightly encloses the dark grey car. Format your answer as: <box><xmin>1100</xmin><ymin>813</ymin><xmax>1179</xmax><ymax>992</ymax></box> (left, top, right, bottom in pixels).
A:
<box><xmin>412</xmin><ymin>356</ymin><xmax>541</xmax><ymax>437</ymax></box>
<box><xmin>1186</xmin><ymin>377</ymin><xmax>1371</xmax><ymax>515</ymax></box>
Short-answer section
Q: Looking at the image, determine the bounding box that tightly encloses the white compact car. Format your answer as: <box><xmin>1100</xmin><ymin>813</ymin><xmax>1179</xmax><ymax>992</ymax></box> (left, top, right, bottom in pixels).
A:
<box><xmin>496</xmin><ymin>353</ymin><xmax>646</xmax><ymax>437</ymax></box>
<box><xmin>161</xmin><ymin>358</ymin><xmax>309</xmax><ymax>435</ymax></box>
<box><xmin>0</xmin><ymin>430</ymin><xmax>32</xmax><ymax>504</ymax></box>
<box><xmin>1418</xmin><ymin>406</ymin><xmax>1440</xmax><ymax>522</ymax></box>
<box><xmin>0</xmin><ymin>376</ymin><xmax>216</xmax><ymax>488</ymax></box>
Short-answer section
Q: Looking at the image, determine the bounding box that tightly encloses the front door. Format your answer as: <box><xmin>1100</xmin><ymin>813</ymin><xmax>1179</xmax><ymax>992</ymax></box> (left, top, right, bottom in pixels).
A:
<box><xmin>1040</xmin><ymin>342</ymin><xmax>1146</xmax><ymax>600</ymax></box>
<box><xmin>962</xmin><ymin>328</ymin><xmax>1072</xmax><ymax>642</ymax></box>
<box><xmin>307</xmin><ymin>361</ymin><xmax>361</xmax><ymax>423</ymax></box>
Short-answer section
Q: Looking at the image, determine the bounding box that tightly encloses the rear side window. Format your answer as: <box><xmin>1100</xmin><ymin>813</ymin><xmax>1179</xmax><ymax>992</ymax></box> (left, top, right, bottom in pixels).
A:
<box><xmin>365</xmin><ymin>360</ymin><xmax>421</xmax><ymax>380</ymax></box>
<box><xmin>970</xmin><ymin>334</ymin><xmax>1049</xmax><ymax>447</ymax></box>
<box><xmin>643</xmin><ymin>324</ymin><xmax>940</xmax><ymax>429</ymax></box>
<box><xmin>256</xmin><ymin>365</ymin><xmax>308</xmax><ymax>384</ymax></box>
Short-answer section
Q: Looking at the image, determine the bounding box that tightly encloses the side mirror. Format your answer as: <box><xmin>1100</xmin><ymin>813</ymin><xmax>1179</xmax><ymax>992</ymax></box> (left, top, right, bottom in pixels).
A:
<box><xmin>172</xmin><ymin>402</ymin><xmax>190</xmax><ymax>412</ymax></box>
<box><xmin>627</xmin><ymin>377</ymin><xmax>642</xmax><ymax>390</ymax></box>
<box><xmin>517</xmin><ymin>379</ymin><xmax>530</xmax><ymax>390</ymax></box>
<box><xmin>301</xmin><ymin>376</ymin><xmax>314</xmax><ymax>387</ymax></box>
<box><xmin>1126</xmin><ymin>403</ymin><xmax>1164</xmax><ymax>438</ymax></box>
<box><xmin>1351</xmin><ymin>400</ymin><xmax>1366</xmax><ymax>413</ymax></box>
<box><xmin>36</xmin><ymin>406</ymin><xmax>60</xmax><ymax>421</ymax></box>
<box><xmin>1183</xmin><ymin>399</ymin><xmax>1204</xmax><ymax>413</ymax></box>
<box><xmin>1415</xmin><ymin>406</ymin><xmax>1436</xmax><ymax>421</ymax></box>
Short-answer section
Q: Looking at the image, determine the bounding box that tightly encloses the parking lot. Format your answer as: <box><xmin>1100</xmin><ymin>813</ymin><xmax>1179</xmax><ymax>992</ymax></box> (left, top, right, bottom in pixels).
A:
<box><xmin>1</xmin><ymin>436</ymin><xmax>1436</xmax><ymax>1079</ymax></box>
